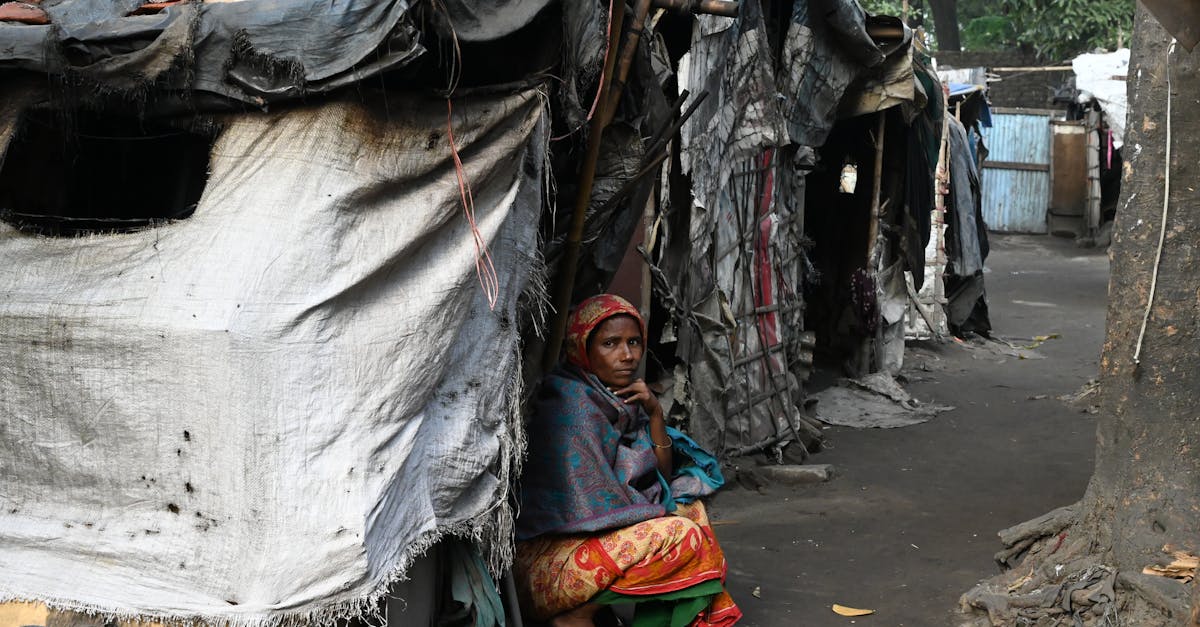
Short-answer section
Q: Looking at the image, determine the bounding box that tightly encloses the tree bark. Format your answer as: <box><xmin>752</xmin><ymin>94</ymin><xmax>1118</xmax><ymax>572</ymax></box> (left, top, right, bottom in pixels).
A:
<box><xmin>1082</xmin><ymin>6</ymin><xmax>1200</xmax><ymax>573</ymax></box>
<box><xmin>960</xmin><ymin>8</ymin><xmax>1200</xmax><ymax>624</ymax></box>
<box><xmin>927</xmin><ymin>0</ymin><xmax>960</xmax><ymax>51</ymax></box>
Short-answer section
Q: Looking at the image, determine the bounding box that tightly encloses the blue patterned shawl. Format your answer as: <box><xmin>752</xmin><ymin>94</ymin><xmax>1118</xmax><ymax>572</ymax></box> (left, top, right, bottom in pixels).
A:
<box><xmin>516</xmin><ymin>365</ymin><xmax>666</xmax><ymax>540</ymax></box>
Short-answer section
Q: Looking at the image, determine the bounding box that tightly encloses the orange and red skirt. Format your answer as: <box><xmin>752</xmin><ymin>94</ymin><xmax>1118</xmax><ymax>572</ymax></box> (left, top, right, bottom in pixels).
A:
<box><xmin>514</xmin><ymin>502</ymin><xmax>741</xmax><ymax>626</ymax></box>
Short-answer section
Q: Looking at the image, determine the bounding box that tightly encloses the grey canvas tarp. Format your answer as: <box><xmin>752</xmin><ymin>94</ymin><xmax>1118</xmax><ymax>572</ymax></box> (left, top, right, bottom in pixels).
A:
<box><xmin>0</xmin><ymin>87</ymin><xmax>546</xmax><ymax>625</ymax></box>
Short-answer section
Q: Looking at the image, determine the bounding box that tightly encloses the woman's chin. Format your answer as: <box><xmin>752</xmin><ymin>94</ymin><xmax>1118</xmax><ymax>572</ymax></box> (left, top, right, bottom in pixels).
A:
<box><xmin>600</xmin><ymin>373</ymin><xmax>635</xmax><ymax>388</ymax></box>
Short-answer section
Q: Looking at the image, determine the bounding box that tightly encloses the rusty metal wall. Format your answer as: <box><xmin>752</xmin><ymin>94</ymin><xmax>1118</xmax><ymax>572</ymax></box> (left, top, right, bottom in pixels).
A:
<box><xmin>980</xmin><ymin>110</ymin><xmax>1056</xmax><ymax>233</ymax></box>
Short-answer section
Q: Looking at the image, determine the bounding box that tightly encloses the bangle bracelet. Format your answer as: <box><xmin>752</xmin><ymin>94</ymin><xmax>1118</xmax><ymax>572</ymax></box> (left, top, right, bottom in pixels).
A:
<box><xmin>651</xmin><ymin>439</ymin><xmax>672</xmax><ymax>449</ymax></box>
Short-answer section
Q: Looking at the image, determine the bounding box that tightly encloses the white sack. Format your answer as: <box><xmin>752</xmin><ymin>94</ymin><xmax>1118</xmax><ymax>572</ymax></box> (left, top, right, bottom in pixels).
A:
<box><xmin>1073</xmin><ymin>48</ymin><xmax>1129</xmax><ymax>148</ymax></box>
<box><xmin>0</xmin><ymin>88</ymin><xmax>546</xmax><ymax>625</ymax></box>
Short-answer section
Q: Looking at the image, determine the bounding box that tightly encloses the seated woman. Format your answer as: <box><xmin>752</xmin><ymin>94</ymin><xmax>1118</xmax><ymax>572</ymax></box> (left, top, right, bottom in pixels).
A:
<box><xmin>515</xmin><ymin>295</ymin><xmax>741</xmax><ymax>627</ymax></box>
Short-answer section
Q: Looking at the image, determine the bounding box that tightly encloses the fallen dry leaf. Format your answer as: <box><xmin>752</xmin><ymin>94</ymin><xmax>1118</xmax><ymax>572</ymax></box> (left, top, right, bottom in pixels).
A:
<box><xmin>1142</xmin><ymin>551</ymin><xmax>1199</xmax><ymax>582</ymax></box>
<box><xmin>832</xmin><ymin>604</ymin><xmax>874</xmax><ymax>617</ymax></box>
<box><xmin>1007</xmin><ymin>572</ymin><xmax>1034</xmax><ymax>593</ymax></box>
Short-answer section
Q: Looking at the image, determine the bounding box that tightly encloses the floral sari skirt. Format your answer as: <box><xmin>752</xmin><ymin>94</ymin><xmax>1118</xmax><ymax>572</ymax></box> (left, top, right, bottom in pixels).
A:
<box><xmin>515</xmin><ymin>502</ymin><xmax>741</xmax><ymax>626</ymax></box>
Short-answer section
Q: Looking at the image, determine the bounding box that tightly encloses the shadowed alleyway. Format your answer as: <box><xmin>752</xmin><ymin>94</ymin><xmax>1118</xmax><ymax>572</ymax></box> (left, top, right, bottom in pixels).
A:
<box><xmin>709</xmin><ymin>234</ymin><xmax>1110</xmax><ymax>626</ymax></box>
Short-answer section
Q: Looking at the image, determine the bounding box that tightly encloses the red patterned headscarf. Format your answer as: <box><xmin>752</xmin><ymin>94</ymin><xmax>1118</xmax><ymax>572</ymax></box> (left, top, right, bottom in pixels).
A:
<box><xmin>564</xmin><ymin>294</ymin><xmax>646</xmax><ymax>371</ymax></box>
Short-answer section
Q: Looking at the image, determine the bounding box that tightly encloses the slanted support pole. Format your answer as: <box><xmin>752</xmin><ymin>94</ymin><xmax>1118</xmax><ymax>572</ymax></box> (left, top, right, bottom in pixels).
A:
<box><xmin>858</xmin><ymin>112</ymin><xmax>888</xmax><ymax>374</ymax></box>
<box><xmin>543</xmin><ymin>0</ymin><xmax>652</xmax><ymax>370</ymax></box>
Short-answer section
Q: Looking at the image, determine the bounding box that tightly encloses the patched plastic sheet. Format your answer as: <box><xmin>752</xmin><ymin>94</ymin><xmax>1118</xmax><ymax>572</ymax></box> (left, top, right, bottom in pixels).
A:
<box><xmin>0</xmin><ymin>88</ymin><xmax>546</xmax><ymax>625</ymax></box>
<box><xmin>780</xmin><ymin>0</ymin><xmax>883</xmax><ymax>157</ymax></box>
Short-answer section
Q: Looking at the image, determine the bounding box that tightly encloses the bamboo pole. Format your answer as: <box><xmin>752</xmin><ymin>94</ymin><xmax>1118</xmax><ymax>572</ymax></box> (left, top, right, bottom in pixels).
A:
<box><xmin>604</xmin><ymin>0</ymin><xmax>654</xmax><ymax>121</ymax></box>
<box><xmin>929</xmin><ymin>88</ymin><xmax>952</xmax><ymax>335</ymax></box>
<box><xmin>859</xmin><ymin>112</ymin><xmax>887</xmax><ymax>374</ymax></box>
<box><xmin>543</xmin><ymin>0</ymin><xmax>651</xmax><ymax>370</ymax></box>
<box><xmin>866</xmin><ymin>114</ymin><xmax>887</xmax><ymax>275</ymax></box>
<box><xmin>991</xmin><ymin>66</ymin><xmax>1073</xmax><ymax>72</ymax></box>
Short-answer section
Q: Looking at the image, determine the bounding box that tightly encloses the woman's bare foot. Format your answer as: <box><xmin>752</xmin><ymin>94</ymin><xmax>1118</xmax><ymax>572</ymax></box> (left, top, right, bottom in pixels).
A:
<box><xmin>549</xmin><ymin>602</ymin><xmax>601</xmax><ymax>627</ymax></box>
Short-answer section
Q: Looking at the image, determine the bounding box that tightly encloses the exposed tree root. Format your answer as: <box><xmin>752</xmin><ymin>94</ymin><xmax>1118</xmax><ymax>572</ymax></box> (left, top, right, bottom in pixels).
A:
<box><xmin>957</xmin><ymin>503</ymin><xmax>1192</xmax><ymax>626</ymax></box>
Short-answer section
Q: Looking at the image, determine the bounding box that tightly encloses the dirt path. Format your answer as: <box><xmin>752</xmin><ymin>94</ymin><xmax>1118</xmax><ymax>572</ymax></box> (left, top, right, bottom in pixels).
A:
<box><xmin>709</xmin><ymin>234</ymin><xmax>1111</xmax><ymax>626</ymax></box>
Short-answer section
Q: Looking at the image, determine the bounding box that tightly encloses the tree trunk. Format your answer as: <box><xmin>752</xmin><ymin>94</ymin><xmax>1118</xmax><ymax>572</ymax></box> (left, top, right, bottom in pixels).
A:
<box><xmin>960</xmin><ymin>8</ymin><xmax>1200</xmax><ymax>625</ymax></box>
<box><xmin>928</xmin><ymin>0</ymin><xmax>960</xmax><ymax>51</ymax></box>
<box><xmin>1084</xmin><ymin>9</ymin><xmax>1200</xmax><ymax>575</ymax></box>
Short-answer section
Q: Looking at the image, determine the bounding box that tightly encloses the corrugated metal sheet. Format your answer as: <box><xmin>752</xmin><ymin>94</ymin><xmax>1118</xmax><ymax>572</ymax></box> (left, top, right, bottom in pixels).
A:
<box><xmin>982</xmin><ymin>169</ymin><xmax>1050</xmax><ymax>233</ymax></box>
<box><xmin>981</xmin><ymin>112</ymin><xmax>1053</xmax><ymax>233</ymax></box>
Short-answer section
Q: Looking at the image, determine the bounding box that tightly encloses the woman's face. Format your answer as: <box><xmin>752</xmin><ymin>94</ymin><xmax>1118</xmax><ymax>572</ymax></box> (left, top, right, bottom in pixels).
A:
<box><xmin>586</xmin><ymin>315</ymin><xmax>644</xmax><ymax>388</ymax></box>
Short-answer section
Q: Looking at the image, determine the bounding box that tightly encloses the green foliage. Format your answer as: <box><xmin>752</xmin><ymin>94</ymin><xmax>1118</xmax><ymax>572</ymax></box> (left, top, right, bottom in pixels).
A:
<box><xmin>856</xmin><ymin>0</ymin><xmax>929</xmax><ymax>24</ymax></box>
<box><xmin>954</xmin><ymin>0</ymin><xmax>995</xmax><ymax>23</ymax></box>
<box><xmin>996</xmin><ymin>0</ymin><xmax>1133</xmax><ymax>60</ymax></box>
<box><xmin>855</xmin><ymin>0</ymin><xmax>934</xmax><ymax>47</ymax></box>
<box><xmin>961</xmin><ymin>15</ymin><xmax>1015</xmax><ymax>52</ymax></box>
<box><xmin>860</xmin><ymin>0</ymin><xmax>1132</xmax><ymax>59</ymax></box>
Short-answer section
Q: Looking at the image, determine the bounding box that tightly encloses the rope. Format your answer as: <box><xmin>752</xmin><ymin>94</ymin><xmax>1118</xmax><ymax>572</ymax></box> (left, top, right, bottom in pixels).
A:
<box><xmin>447</xmin><ymin>99</ymin><xmax>500</xmax><ymax>310</ymax></box>
<box><xmin>1133</xmin><ymin>38</ymin><xmax>1177</xmax><ymax>366</ymax></box>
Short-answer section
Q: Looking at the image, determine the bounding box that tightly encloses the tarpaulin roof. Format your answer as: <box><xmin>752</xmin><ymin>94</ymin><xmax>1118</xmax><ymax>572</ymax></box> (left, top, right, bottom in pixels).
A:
<box><xmin>1073</xmin><ymin>48</ymin><xmax>1129</xmax><ymax>148</ymax></box>
<box><xmin>949</xmin><ymin>82</ymin><xmax>984</xmax><ymax>98</ymax></box>
<box><xmin>0</xmin><ymin>0</ymin><xmax>424</xmax><ymax>104</ymax></box>
<box><xmin>0</xmin><ymin>0</ymin><xmax>606</xmax><ymax>112</ymax></box>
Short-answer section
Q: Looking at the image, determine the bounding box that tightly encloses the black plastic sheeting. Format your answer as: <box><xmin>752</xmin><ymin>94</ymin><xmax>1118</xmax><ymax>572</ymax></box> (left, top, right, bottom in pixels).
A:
<box><xmin>899</xmin><ymin>55</ymin><xmax>943</xmax><ymax>288</ymax></box>
<box><xmin>1</xmin><ymin>0</ymin><xmax>423</xmax><ymax>104</ymax></box>
<box><xmin>0</xmin><ymin>0</ymin><xmax>608</xmax><ymax>111</ymax></box>
<box><xmin>780</xmin><ymin>0</ymin><xmax>885</xmax><ymax>155</ymax></box>
<box><xmin>439</xmin><ymin>0</ymin><xmax>553</xmax><ymax>41</ymax></box>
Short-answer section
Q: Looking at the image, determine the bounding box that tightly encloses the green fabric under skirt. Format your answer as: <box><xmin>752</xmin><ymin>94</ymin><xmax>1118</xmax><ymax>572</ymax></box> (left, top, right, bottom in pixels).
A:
<box><xmin>592</xmin><ymin>579</ymin><xmax>724</xmax><ymax>627</ymax></box>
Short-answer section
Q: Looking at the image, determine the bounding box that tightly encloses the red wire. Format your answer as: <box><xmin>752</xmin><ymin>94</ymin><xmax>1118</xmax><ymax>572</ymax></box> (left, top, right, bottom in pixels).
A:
<box><xmin>550</xmin><ymin>0</ymin><xmax>615</xmax><ymax>142</ymax></box>
<box><xmin>586</xmin><ymin>0</ymin><xmax>616</xmax><ymax>121</ymax></box>
<box><xmin>447</xmin><ymin>99</ymin><xmax>500</xmax><ymax>310</ymax></box>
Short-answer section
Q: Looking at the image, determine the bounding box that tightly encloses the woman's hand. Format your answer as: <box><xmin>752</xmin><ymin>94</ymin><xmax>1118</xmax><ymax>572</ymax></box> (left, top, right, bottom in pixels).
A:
<box><xmin>611</xmin><ymin>378</ymin><xmax>663</xmax><ymax>419</ymax></box>
<box><xmin>613</xmin><ymin>379</ymin><xmax>672</xmax><ymax>475</ymax></box>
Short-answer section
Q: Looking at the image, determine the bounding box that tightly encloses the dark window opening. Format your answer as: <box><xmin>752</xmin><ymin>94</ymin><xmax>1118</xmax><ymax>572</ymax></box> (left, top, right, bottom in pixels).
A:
<box><xmin>0</xmin><ymin>110</ymin><xmax>213</xmax><ymax>236</ymax></box>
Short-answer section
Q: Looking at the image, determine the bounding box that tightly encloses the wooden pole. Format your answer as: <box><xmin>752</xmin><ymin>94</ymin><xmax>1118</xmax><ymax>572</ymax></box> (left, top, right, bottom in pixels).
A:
<box><xmin>991</xmin><ymin>66</ymin><xmax>1073</xmax><ymax>72</ymax></box>
<box><xmin>604</xmin><ymin>0</ymin><xmax>655</xmax><ymax>121</ymax></box>
<box><xmin>543</xmin><ymin>0</ymin><xmax>653</xmax><ymax>370</ymax></box>
<box><xmin>929</xmin><ymin>87</ymin><xmax>951</xmax><ymax>336</ymax></box>
<box><xmin>859</xmin><ymin>112</ymin><xmax>887</xmax><ymax>374</ymax></box>
<box><xmin>866</xmin><ymin>113</ymin><xmax>887</xmax><ymax>273</ymax></box>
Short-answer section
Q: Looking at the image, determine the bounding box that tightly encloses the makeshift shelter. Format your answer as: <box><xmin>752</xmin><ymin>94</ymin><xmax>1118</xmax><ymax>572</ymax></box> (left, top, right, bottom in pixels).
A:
<box><xmin>934</xmin><ymin>78</ymin><xmax>992</xmax><ymax>337</ymax></box>
<box><xmin>651</xmin><ymin>0</ymin><xmax>946</xmax><ymax>460</ymax></box>
<box><xmin>0</xmin><ymin>0</ymin><xmax>949</xmax><ymax>624</ymax></box>
<box><xmin>0</xmin><ymin>73</ymin><xmax>547</xmax><ymax>627</ymax></box>
<box><xmin>1043</xmin><ymin>49</ymin><xmax>1128</xmax><ymax>243</ymax></box>
<box><xmin>0</xmin><ymin>1</ymin><xmax>569</xmax><ymax>625</ymax></box>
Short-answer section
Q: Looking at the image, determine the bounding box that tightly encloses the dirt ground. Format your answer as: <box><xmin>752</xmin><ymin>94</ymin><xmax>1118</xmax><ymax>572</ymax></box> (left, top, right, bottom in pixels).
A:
<box><xmin>708</xmin><ymin>233</ymin><xmax>1111</xmax><ymax>626</ymax></box>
